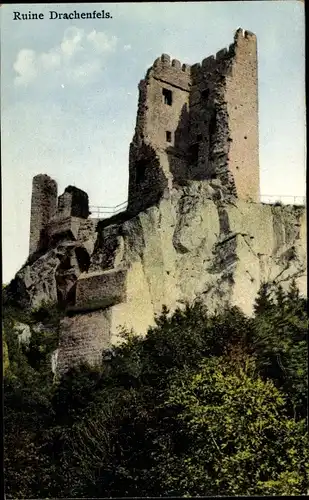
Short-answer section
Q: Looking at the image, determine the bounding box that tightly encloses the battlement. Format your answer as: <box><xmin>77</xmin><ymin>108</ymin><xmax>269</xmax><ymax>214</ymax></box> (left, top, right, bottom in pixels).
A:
<box><xmin>152</xmin><ymin>53</ymin><xmax>191</xmax><ymax>74</ymax></box>
<box><xmin>148</xmin><ymin>31</ymin><xmax>253</xmax><ymax>77</ymax></box>
<box><xmin>191</xmin><ymin>29</ymin><xmax>256</xmax><ymax>77</ymax></box>
<box><xmin>235</xmin><ymin>27</ymin><xmax>256</xmax><ymax>40</ymax></box>
<box><xmin>146</xmin><ymin>53</ymin><xmax>191</xmax><ymax>92</ymax></box>
<box><xmin>147</xmin><ymin>27</ymin><xmax>256</xmax><ymax>84</ymax></box>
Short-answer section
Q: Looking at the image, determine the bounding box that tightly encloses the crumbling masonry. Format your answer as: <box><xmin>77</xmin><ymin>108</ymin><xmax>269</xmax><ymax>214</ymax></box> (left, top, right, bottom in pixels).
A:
<box><xmin>29</xmin><ymin>28</ymin><xmax>259</xmax><ymax>255</ymax></box>
<box><xmin>8</xmin><ymin>29</ymin><xmax>306</xmax><ymax>375</ymax></box>
<box><xmin>128</xmin><ymin>28</ymin><xmax>259</xmax><ymax>214</ymax></box>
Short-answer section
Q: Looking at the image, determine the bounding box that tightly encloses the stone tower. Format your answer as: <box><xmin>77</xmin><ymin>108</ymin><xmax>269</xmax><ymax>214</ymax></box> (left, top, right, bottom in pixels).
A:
<box><xmin>128</xmin><ymin>28</ymin><xmax>259</xmax><ymax>213</ymax></box>
<box><xmin>29</xmin><ymin>174</ymin><xmax>58</xmax><ymax>254</ymax></box>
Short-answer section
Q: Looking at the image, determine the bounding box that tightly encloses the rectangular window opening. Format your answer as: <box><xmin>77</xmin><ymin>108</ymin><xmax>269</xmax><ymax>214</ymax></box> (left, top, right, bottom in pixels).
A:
<box><xmin>166</xmin><ymin>131</ymin><xmax>172</xmax><ymax>143</ymax></box>
<box><xmin>202</xmin><ymin>89</ymin><xmax>210</xmax><ymax>100</ymax></box>
<box><xmin>163</xmin><ymin>88</ymin><xmax>173</xmax><ymax>106</ymax></box>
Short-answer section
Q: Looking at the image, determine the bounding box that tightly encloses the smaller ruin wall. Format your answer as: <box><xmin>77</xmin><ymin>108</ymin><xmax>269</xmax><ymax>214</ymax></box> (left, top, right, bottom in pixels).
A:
<box><xmin>29</xmin><ymin>175</ymin><xmax>58</xmax><ymax>255</ymax></box>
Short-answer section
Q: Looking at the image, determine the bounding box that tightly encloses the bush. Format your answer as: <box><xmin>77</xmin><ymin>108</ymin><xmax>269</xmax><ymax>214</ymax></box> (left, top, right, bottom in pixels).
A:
<box><xmin>154</xmin><ymin>354</ymin><xmax>308</xmax><ymax>496</ymax></box>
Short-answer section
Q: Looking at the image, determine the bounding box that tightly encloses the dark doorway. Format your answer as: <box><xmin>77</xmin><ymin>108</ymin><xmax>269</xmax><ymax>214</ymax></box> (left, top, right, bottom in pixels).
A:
<box><xmin>189</xmin><ymin>143</ymin><xmax>199</xmax><ymax>165</ymax></box>
<box><xmin>201</xmin><ymin>88</ymin><xmax>210</xmax><ymax>101</ymax></box>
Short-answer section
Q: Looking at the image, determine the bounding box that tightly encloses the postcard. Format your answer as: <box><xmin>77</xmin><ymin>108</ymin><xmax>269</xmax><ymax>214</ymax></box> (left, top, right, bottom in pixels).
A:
<box><xmin>2</xmin><ymin>2</ymin><xmax>307</xmax><ymax>498</ymax></box>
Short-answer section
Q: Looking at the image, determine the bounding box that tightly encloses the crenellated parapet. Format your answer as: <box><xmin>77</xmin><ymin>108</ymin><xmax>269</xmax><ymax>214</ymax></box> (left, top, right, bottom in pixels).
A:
<box><xmin>191</xmin><ymin>28</ymin><xmax>256</xmax><ymax>80</ymax></box>
<box><xmin>152</xmin><ymin>53</ymin><xmax>191</xmax><ymax>73</ymax></box>
<box><xmin>191</xmin><ymin>44</ymin><xmax>235</xmax><ymax>77</ymax></box>
<box><xmin>146</xmin><ymin>53</ymin><xmax>191</xmax><ymax>91</ymax></box>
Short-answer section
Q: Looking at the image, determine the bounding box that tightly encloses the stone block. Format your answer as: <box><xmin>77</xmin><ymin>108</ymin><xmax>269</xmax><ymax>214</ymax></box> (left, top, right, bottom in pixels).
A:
<box><xmin>64</xmin><ymin>186</ymin><xmax>89</xmax><ymax>218</ymax></box>
<box><xmin>72</xmin><ymin>268</ymin><xmax>128</xmax><ymax>312</ymax></box>
<box><xmin>15</xmin><ymin>322</ymin><xmax>32</xmax><ymax>346</ymax></box>
<box><xmin>48</xmin><ymin>216</ymin><xmax>81</xmax><ymax>243</ymax></box>
<box><xmin>56</xmin><ymin>310</ymin><xmax>111</xmax><ymax>375</ymax></box>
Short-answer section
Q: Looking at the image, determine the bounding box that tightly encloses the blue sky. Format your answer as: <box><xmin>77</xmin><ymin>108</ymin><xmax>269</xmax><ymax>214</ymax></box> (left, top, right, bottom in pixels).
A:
<box><xmin>1</xmin><ymin>1</ymin><xmax>305</xmax><ymax>283</ymax></box>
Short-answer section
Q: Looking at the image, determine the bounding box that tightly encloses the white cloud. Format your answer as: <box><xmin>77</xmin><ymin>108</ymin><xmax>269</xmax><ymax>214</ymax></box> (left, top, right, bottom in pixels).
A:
<box><xmin>13</xmin><ymin>49</ymin><xmax>38</xmax><ymax>85</ymax></box>
<box><xmin>87</xmin><ymin>30</ymin><xmax>117</xmax><ymax>54</ymax></box>
<box><xmin>40</xmin><ymin>50</ymin><xmax>62</xmax><ymax>70</ymax></box>
<box><xmin>123</xmin><ymin>44</ymin><xmax>132</xmax><ymax>51</ymax></box>
<box><xmin>13</xmin><ymin>26</ymin><xmax>118</xmax><ymax>87</ymax></box>
<box><xmin>61</xmin><ymin>26</ymin><xmax>84</xmax><ymax>57</ymax></box>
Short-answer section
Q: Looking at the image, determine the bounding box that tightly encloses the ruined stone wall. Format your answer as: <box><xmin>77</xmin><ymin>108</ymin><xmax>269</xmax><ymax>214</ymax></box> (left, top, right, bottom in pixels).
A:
<box><xmin>172</xmin><ymin>28</ymin><xmax>259</xmax><ymax>199</ymax></box>
<box><xmin>143</xmin><ymin>55</ymin><xmax>191</xmax><ymax>154</ymax></box>
<box><xmin>57</xmin><ymin>309</ymin><xmax>112</xmax><ymax>375</ymax></box>
<box><xmin>128</xmin><ymin>55</ymin><xmax>191</xmax><ymax>212</ymax></box>
<box><xmin>225</xmin><ymin>29</ymin><xmax>260</xmax><ymax>201</ymax></box>
<box><xmin>29</xmin><ymin>175</ymin><xmax>58</xmax><ymax>254</ymax></box>
<box><xmin>188</xmin><ymin>47</ymin><xmax>234</xmax><ymax>185</ymax></box>
<box><xmin>64</xmin><ymin>186</ymin><xmax>90</xmax><ymax>218</ymax></box>
<box><xmin>57</xmin><ymin>186</ymin><xmax>89</xmax><ymax>219</ymax></box>
<box><xmin>128</xmin><ymin>141</ymin><xmax>169</xmax><ymax>214</ymax></box>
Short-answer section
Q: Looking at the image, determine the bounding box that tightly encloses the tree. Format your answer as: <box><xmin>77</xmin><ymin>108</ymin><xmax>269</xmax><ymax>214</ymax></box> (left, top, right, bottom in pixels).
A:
<box><xmin>154</xmin><ymin>354</ymin><xmax>309</xmax><ymax>496</ymax></box>
<box><xmin>3</xmin><ymin>284</ymin><xmax>308</xmax><ymax>498</ymax></box>
<box><xmin>253</xmin><ymin>281</ymin><xmax>274</xmax><ymax>315</ymax></box>
<box><xmin>251</xmin><ymin>282</ymin><xmax>308</xmax><ymax>419</ymax></box>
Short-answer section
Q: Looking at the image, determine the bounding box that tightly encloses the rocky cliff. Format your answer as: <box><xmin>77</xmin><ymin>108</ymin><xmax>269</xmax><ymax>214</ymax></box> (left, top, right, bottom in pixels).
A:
<box><xmin>4</xmin><ymin>29</ymin><xmax>307</xmax><ymax>376</ymax></box>
<box><xmin>5</xmin><ymin>181</ymin><xmax>306</xmax><ymax>375</ymax></box>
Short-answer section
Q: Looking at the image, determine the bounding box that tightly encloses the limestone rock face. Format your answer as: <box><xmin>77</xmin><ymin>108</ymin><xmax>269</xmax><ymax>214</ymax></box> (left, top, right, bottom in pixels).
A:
<box><xmin>51</xmin><ymin>349</ymin><xmax>59</xmax><ymax>375</ymax></box>
<box><xmin>15</xmin><ymin>322</ymin><xmax>32</xmax><ymax>346</ymax></box>
<box><xmin>5</xmin><ymin>184</ymin><xmax>307</xmax><ymax>376</ymax></box>
<box><xmin>58</xmin><ymin>187</ymin><xmax>306</xmax><ymax>375</ymax></box>
<box><xmin>9</xmin><ymin>29</ymin><xmax>302</xmax><ymax>376</ymax></box>
<box><xmin>7</xmin><ymin>218</ymin><xmax>98</xmax><ymax>311</ymax></box>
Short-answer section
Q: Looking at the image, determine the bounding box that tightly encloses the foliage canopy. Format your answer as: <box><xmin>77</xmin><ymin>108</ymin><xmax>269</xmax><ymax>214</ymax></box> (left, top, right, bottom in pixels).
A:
<box><xmin>3</xmin><ymin>281</ymin><xmax>308</xmax><ymax>497</ymax></box>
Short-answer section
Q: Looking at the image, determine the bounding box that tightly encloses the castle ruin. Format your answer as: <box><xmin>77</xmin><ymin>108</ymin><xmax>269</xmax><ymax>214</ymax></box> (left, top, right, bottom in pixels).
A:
<box><xmin>128</xmin><ymin>28</ymin><xmax>259</xmax><ymax>213</ymax></box>
<box><xmin>29</xmin><ymin>28</ymin><xmax>260</xmax><ymax>256</ymax></box>
<box><xmin>7</xmin><ymin>29</ymin><xmax>306</xmax><ymax>375</ymax></box>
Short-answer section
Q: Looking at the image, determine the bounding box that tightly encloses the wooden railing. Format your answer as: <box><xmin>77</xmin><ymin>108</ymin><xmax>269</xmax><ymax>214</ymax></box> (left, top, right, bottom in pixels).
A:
<box><xmin>89</xmin><ymin>201</ymin><xmax>128</xmax><ymax>218</ymax></box>
<box><xmin>89</xmin><ymin>195</ymin><xmax>305</xmax><ymax>219</ymax></box>
<box><xmin>260</xmin><ymin>195</ymin><xmax>305</xmax><ymax>205</ymax></box>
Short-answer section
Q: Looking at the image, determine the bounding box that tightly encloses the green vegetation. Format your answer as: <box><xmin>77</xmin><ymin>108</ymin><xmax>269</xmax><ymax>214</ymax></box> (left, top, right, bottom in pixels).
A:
<box><xmin>3</xmin><ymin>281</ymin><xmax>308</xmax><ymax>497</ymax></box>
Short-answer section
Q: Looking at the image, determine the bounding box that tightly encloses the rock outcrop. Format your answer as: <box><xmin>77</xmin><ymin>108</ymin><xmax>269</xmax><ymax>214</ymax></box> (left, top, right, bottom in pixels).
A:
<box><xmin>5</xmin><ymin>182</ymin><xmax>306</xmax><ymax>375</ymax></box>
<box><xmin>4</xmin><ymin>29</ymin><xmax>307</xmax><ymax>376</ymax></box>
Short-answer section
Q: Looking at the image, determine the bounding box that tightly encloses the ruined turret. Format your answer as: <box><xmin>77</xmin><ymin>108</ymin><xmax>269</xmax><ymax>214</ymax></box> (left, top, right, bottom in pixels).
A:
<box><xmin>29</xmin><ymin>174</ymin><xmax>58</xmax><ymax>254</ymax></box>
